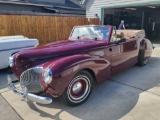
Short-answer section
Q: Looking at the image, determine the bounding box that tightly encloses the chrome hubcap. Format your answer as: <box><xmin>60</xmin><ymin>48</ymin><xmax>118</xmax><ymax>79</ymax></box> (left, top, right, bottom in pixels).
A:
<box><xmin>72</xmin><ymin>82</ymin><xmax>82</xmax><ymax>94</ymax></box>
<box><xmin>67</xmin><ymin>75</ymin><xmax>91</xmax><ymax>103</ymax></box>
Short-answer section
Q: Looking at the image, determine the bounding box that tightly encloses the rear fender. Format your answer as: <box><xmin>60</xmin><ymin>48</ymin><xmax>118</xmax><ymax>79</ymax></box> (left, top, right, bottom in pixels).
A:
<box><xmin>41</xmin><ymin>54</ymin><xmax>111</xmax><ymax>97</ymax></box>
<box><xmin>139</xmin><ymin>38</ymin><xmax>153</xmax><ymax>59</ymax></box>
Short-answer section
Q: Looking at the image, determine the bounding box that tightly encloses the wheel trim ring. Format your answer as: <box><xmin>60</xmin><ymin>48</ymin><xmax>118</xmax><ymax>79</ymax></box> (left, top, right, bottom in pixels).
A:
<box><xmin>67</xmin><ymin>75</ymin><xmax>91</xmax><ymax>103</ymax></box>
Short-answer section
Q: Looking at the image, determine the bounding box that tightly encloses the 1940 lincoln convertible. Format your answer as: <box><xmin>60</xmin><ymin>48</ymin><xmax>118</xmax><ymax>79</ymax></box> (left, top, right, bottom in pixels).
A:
<box><xmin>8</xmin><ymin>25</ymin><xmax>153</xmax><ymax>106</ymax></box>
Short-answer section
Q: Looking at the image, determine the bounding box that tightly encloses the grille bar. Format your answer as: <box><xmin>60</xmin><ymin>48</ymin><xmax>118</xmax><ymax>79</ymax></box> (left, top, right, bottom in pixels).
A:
<box><xmin>20</xmin><ymin>67</ymin><xmax>43</xmax><ymax>93</ymax></box>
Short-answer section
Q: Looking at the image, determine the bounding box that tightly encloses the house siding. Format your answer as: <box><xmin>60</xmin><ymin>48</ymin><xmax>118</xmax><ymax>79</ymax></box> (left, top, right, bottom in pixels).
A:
<box><xmin>86</xmin><ymin>0</ymin><xmax>160</xmax><ymax>19</ymax></box>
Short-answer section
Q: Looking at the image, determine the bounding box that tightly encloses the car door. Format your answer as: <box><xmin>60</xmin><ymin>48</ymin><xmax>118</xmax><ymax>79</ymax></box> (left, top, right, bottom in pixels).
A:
<box><xmin>103</xmin><ymin>27</ymin><xmax>125</xmax><ymax>74</ymax></box>
<box><xmin>104</xmin><ymin>39</ymin><xmax>138</xmax><ymax>75</ymax></box>
<box><xmin>104</xmin><ymin>27</ymin><xmax>138</xmax><ymax>74</ymax></box>
<box><xmin>120</xmin><ymin>38</ymin><xmax>138</xmax><ymax>66</ymax></box>
<box><xmin>104</xmin><ymin>42</ymin><xmax>123</xmax><ymax>74</ymax></box>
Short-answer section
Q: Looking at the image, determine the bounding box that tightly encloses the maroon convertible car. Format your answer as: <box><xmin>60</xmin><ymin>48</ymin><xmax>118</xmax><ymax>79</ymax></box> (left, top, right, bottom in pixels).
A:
<box><xmin>8</xmin><ymin>25</ymin><xmax>153</xmax><ymax>106</ymax></box>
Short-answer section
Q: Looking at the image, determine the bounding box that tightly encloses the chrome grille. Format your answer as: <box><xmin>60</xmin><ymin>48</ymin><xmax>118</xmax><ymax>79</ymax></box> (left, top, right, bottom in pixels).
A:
<box><xmin>20</xmin><ymin>67</ymin><xmax>43</xmax><ymax>93</ymax></box>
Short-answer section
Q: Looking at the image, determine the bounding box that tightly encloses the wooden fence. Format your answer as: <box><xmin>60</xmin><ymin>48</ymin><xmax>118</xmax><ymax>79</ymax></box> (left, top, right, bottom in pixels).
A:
<box><xmin>0</xmin><ymin>15</ymin><xmax>100</xmax><ymax>45</ymax></box>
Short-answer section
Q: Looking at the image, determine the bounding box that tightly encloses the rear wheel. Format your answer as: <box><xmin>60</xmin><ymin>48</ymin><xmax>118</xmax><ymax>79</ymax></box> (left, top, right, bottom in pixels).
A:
<box><xmin>138</xmin><ymin>49</ymin><xmax>149</xmax><ymax>66</ymax></box>
<box><xmin>60</xmin><ymin>70</ymin><xmax>93</xmax><ymax>106</ymax></box>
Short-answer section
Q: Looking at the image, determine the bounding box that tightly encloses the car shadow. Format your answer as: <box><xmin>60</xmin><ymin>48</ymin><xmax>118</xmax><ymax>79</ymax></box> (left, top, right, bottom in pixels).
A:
<box><xmin>26</xmin><ymin>56</ymin><xmax>160</xmax><ymax>120</ymax></box>
<box><xmin>27</xmin><ymin>80</ymin><xmax>141</xmax><ymax>120</ymax></box>
<box><xmin>0</xmin><ymin>69</ymin><xmax>9</xmax><ymax>89</ymax></box>
<box><xmin>0</xmin><ymin>69</ymin><xmax>18</xmax><ymax>89</ymax></box>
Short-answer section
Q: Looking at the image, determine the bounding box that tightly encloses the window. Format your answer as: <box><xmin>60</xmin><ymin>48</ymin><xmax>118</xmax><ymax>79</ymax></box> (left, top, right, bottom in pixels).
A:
<box><xmin>70</xmin><ymin>26</ymin><xmax>110</xmax><ymax>40</ymax></box>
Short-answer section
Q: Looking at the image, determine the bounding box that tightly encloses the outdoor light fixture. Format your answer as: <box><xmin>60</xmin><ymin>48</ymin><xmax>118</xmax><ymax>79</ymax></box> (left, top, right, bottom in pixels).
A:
<box><xmin>94</xmin><ymin>13</ymin><xmax>99</xmax><ymax>18</ymax></box>
<box><xmin>125</xmin><ymin>8</ymin><xmax>137</xmax><ymax>10</ymax></box>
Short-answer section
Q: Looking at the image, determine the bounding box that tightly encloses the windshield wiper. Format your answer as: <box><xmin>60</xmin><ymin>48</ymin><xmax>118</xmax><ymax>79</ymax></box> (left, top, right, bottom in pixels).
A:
<box><xmin>77</xmin><ymin>34</ymin><xmax>99</xmax><ymax>41</ymax></box>
<box><xmin>77</xmin><ymin>34</ymin><xmax>87</xmax><ymax>39</ymax></box>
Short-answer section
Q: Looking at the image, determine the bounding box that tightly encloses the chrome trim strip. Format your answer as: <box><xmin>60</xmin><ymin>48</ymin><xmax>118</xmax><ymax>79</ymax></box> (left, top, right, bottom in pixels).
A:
<box><xmin>0</xmin><ymin>45</ymin><xmax>34</xmax><ymax>52</ymax></box>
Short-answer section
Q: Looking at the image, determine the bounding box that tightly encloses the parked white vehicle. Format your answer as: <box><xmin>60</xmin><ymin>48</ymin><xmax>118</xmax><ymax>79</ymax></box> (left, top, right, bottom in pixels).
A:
<box><xmin>0</xmin><ymin>35</ymin><xmax>39</xmax><ymax>69</ymax></box>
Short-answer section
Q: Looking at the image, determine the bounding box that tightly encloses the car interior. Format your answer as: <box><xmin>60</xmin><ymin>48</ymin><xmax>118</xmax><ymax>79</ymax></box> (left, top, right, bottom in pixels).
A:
<box><xmin>110</xmin><ymin>29</ymin><xmax>145</xmax><ymax>44</ymax></box>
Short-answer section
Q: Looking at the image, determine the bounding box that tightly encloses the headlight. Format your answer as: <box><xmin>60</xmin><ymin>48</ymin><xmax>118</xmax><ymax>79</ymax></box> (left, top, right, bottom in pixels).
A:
<box><xmin>9</xmin><ymin>56</ymin><xmax>14</xmax><ymax>67</ymax></box>
<box><xmin>42</xmin><ymin>68</ymin><xmax>53</xmax><ymax>84</ymax></box>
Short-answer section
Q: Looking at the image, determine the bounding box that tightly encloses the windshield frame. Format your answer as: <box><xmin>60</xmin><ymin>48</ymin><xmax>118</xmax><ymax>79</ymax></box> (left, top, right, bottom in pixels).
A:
<box><xmin>68</xmin><ymin>25</ymin><xmax>112</xmax><ymax>41</ymax></box>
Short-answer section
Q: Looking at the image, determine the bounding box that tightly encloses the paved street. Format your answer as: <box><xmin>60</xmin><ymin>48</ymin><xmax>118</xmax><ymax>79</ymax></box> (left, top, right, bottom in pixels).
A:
<box><xmin>1</xmin><ymin>46</ymin><xmax>160</xmax><ymax>120</ymax></box>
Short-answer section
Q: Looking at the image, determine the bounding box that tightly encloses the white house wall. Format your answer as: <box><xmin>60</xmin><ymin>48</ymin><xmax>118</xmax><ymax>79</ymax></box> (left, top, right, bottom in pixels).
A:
<box><xmin>86</xmin><ymin>0</ymin><xmax>160</xmax><ymax>18</ymax></box>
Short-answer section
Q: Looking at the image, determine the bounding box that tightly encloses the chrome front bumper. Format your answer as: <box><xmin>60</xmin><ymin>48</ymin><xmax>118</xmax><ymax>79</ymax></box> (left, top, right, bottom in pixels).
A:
<box><xmin>8</xmin><ymin>76</ymin><xmax>52</xmax><ymax>104</ymax></box>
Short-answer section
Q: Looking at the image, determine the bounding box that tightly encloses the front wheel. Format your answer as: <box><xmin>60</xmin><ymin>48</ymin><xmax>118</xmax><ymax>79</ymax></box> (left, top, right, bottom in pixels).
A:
<box><xmin>60</xmin><ymin>70</ymin><xmax>93</xmax><ymax>106</ymax></box>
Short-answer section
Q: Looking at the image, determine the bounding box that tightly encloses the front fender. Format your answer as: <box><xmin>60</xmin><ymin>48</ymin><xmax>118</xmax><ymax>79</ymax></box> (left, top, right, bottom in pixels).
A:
<box><xmin>41</xmin><ymin>54</ymin><xmax>111</xmax><ymax>97</ymax></box>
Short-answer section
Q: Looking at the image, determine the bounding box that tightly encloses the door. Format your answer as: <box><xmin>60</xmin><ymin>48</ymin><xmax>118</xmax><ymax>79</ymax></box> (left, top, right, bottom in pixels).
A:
<box><xmin>104</xmin><ymin>42</ymin><xmax>122</xmax><ymax>74</ymax></box>
<box><xmin>112</xmin><ymin>39</ymin><xmax>138</xmax><ymax>74</ymax></box>
<box><xmin>120</xmin><ymin>39</ymin><xmax>138</xmax><ymax>65</ymax></box>
<box><xmin>105</xmin><ymin>39</ymin><xmax>138</xmax><ymax>74</ymax></box>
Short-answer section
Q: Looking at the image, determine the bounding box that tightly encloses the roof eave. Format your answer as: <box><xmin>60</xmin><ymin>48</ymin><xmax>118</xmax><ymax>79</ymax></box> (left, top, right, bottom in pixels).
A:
<box><xmin>0</xmin><ymin>1</ymin><xmax>52</xmax><ymax>7</ymax></box>
<box><xmin>44</xmin><ymin>7</ymin><xmax>85</xmax><ymax>14</ymax></box>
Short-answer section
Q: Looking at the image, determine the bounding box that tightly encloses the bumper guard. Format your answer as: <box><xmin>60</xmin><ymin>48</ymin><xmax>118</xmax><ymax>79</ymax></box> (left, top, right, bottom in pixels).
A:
<box><xmin>8</xmin><ymin>75</ymin><xmax>52</xmax><ymax>104</ymax></box>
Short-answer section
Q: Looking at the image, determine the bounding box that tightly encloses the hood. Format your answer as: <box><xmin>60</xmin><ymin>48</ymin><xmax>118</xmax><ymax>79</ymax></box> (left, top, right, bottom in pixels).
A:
<box><xmin>14</xmin><ymin>40</ymin><xmax>107</xmax><ymax>67</ymax></box>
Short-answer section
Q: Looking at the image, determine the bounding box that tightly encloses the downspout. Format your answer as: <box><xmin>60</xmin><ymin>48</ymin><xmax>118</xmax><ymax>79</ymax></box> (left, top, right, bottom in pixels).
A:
<box><xmin>81</xmin><ymin>0</ymin><xmax>87</xmax><ymax>5</ymax></box>
<box><xmin>101</xmin><ymin>8</ymin><xmax>104</xmax><ymax>25</ymax></box>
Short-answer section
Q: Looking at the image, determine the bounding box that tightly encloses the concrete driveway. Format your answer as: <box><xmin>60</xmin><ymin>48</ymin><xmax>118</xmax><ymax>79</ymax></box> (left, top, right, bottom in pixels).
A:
<box><xmin>1</xmin><ymin>47</ymin><xmax>160</xmax><ymax>120</ymax></box>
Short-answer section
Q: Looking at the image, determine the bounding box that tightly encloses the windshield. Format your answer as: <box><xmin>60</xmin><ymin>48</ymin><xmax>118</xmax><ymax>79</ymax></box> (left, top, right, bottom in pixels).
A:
<box><xmin>69</xmin><ymin>26</ymin><xmax>110</xmax><ymax>40</ymax></box>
